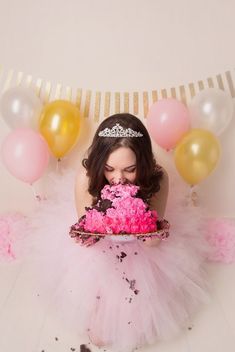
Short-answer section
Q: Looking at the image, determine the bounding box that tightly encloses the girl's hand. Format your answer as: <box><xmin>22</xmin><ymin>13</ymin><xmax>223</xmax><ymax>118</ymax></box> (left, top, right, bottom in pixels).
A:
<box><xmin>157</xmin><ymin>218</ymin><xmax>170</xmax><ymax>232</ymax></box>
<box><xmin>74</xmin><ymin>234</ymin><xmax>102</xmax><ymax>247</ymax></box>
<box><xmin>138</xmin><ymin>218</ymin><xmax>170</xmax><ymax>246</ymax></box>
<box><xmin>69</xmin><ymin>224</ymin><xmax>103</xmax><ymax>247</ymax></box>
<box><xmin>144</xmin><ymin>237</ymin><xmax>162</xmax><ymax>247</ymax></box>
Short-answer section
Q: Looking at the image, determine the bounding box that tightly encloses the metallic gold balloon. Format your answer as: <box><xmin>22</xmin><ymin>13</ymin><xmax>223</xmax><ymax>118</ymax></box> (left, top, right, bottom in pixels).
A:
<box><xmin>174</xmin><ymin>129</ymin><xmax>221</xmax><ymax>185</ymax></box>
<box><xmin>39</xmin><ymin>100</ymin><xmax>80</xmax><ymax>159</ymax></box>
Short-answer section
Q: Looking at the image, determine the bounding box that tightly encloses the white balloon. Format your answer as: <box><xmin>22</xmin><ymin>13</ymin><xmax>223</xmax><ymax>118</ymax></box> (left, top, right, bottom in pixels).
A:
<box><xmin>189</xmin><ymin>88</ymin><xmax>234</xmax><ymax>135</ymax></box>
<box><xmin>0</xmin><ymin>86</ymin><xmax>43</xmax><ymax>130</ymax></box>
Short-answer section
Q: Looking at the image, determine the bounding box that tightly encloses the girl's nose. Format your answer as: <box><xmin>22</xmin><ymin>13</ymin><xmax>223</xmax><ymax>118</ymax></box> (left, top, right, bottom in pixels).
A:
<box><xmin>112</xmin><ymin>172</ymin><xmax>127</xmax><ymax>184</ymax></box>
<box><xmin>111</xmin><ymin>178</ymin><xmax>127</xmax><ymax>185</ymax></box>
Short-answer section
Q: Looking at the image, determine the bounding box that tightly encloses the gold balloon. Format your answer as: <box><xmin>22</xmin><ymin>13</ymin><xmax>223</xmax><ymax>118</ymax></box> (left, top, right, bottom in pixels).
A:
<box><xmin>174</xmin><ymin>128</ymin><xmax>221</xmax><ymax>185</ymax></box>
<box><xmin>39</xmin><ymin>100</ymin><xmax>80</xmax><ymax>159</ymax></box>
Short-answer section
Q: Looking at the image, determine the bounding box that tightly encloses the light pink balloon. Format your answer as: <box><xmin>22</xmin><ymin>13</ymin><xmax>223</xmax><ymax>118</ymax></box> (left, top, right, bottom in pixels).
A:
<box><xmin>1</xmin><ymin>128</ymin><xmax>50</xmax><ymax>184</ymax></box>
<box><xmin>147</xmin><ymin>98</ymin><xmax>191</xmax><ymax>150</ymax></box>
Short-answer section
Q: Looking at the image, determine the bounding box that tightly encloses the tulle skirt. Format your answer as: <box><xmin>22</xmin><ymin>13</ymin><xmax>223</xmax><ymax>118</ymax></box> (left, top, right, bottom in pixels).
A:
<box><xmin>0</xmin><ymin>170</ymin><xmax>212</xmax><ymax>352</ymax></box>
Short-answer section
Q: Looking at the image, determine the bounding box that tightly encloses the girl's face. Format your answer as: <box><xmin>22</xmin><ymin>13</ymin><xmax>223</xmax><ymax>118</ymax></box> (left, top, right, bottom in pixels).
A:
<box><xmin>104</xmin><ymin>147</ymin><xmax>137</xmax><ymax>185</ymax></box>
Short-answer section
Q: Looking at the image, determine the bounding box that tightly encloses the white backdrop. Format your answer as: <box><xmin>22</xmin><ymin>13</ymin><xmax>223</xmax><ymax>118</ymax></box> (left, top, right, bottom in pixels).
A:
<box><xmin>0</xmin><ymin>0</ymin><xmax>235</xmax><ymax>216</ymax></box>
<box><xmin>1</xmin><ymin>0</ymin><xmax>235</xmax><ymax>90</ymax></box>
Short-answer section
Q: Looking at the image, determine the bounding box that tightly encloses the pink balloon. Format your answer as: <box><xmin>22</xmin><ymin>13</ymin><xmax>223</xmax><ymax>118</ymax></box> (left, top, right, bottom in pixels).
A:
<box><xmin>147</xmin><ymin>98</ymin><xmax>191</xmax><ymax>150</ymax></box>
<box><xmin>1</xmin><ymin>128</ymin><xmax>50</xmax><ymax>184</ymax></box>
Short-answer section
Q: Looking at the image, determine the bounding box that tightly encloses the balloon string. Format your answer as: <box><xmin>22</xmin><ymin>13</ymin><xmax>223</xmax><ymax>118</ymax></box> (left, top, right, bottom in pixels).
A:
<box><xmin>30</xmin><ymin>184</ymin><xmax>42</xmax><ymax>202</ymax></box>
<box><xmin>56</xmin><ymin>158</ymin><xmax>61</xmax><ymax>173</ymax></box>
<box><xmin>189</xmin><ymin>185</ymin><xmax>198</xmax><ymax>207</ymax></box>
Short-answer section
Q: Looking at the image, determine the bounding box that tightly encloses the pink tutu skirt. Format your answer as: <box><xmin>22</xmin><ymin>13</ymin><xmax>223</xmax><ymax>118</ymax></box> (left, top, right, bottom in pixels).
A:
<box><xmin>0</xmin><ymin>170</ymin><xmax>212</xmax><ymax>352</ymax></box>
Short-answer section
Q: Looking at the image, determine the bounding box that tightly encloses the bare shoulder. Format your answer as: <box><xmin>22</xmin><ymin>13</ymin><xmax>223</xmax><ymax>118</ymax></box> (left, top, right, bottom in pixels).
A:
<box><xmin>75</xmin><ymin>166</ymin><xmax>88</xmax><ymax>188</ymax></box>
<box><xmin>74</xmin><ymin>166</ymin><xmax>93</xmax><ymax>219</ymax></box>
<box><xmin>150</xmin><ymin>166</ymin><xmax>169</xmax><ymax>218</ymax></box>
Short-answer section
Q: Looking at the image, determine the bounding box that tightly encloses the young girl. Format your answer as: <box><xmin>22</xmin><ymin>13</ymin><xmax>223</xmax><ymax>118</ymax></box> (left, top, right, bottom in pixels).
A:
<box><xmin>75</xmin><ymin>113</ymin><xmax>168</xmax><ymax>243</ymax></box>
<box><xmin>70</xmin><ymin>113</ymin><xmax>210</xmax><ymax>351</ymax></box>
<box><xmin>0</xmin><ymin>113</ymin><xmax>210</xmax><ymax>352</ymax></box>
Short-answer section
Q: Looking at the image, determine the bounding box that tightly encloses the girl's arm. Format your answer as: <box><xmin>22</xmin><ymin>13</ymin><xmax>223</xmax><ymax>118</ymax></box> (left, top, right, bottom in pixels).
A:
<box><xmin>74</xmin><ymin>167</ymin><xmax>93</xmax><ymax>219</ymax></box>
<box><xmin>145</xmin><ymin>168</ymin><xmax>169</xmax><ymax>247</ymax></box>
<box><xmin>72</xmin><ymin>168</ymin><xmax>102</xmax><ymax>246</ymax></box>
<box><xmin>150</xmin><ymin>167</ymin><xmax>169</xmax><ymax>218</ymax></box>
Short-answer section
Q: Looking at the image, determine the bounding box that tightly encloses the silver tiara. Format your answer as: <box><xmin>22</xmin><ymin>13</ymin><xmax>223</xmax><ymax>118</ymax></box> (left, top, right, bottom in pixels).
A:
<box><xmin>98</xmin><ymin>123</ymin><xmax>143</xmax><ymax>138</ymax></box>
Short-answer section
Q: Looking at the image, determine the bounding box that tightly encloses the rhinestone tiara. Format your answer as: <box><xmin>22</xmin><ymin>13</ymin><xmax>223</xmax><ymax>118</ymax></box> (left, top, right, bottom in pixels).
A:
<box><xmin>98</xmin><ymin>123</ymin><xmax>143</xmax><ymax>138</ymax></box>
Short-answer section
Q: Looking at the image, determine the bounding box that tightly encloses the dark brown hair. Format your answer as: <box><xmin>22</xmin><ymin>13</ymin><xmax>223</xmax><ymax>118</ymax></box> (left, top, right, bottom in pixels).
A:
<box><xmin>82</xmin><ymin>113</ymin><xmax>163</xmax><ymax>203</ymax></box>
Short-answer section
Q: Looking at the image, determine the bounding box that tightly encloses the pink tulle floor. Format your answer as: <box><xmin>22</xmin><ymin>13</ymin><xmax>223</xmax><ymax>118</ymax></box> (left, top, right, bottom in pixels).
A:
<box><xmin>1</xmin><ymin>171</ymin><xmax>235</xmax><ymax>352</ymax></box>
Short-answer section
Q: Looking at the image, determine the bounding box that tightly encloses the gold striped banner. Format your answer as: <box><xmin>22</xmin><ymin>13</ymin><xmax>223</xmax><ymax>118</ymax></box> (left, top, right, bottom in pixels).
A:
<box><xmin>65</xmin><ymin>86</ymin><xmax>72</xmax><ymax>101</ymax></box>
<box><xmin>198</xmin><ymin>80</ymin><xmax>205</xmax><ymax>91</ymax></box>
<box><xmin>124</xmin><ymin>92</ymin><xmax>129</xmax><ymax>113</ymax></box>
<box><xmin>26</xmin><ymin>74</ymin><xmax>32</xmax><ymax>87</ymax></box>
<box><xmin>143</xmin><ymin>91</ymin><xmax>149</xmax><ymax>118</ymax></box>
<box><xmin>115</xmin><ymin>92</ymin><xmax>120</xmax><ymax>114</ymax></box>
<box><xmin>226</xmin><ymin>70</ymin><xmax>235</xmax><ymax>97</ymax></box>
<box><xmin>188</xmin><ymin>83</ymin><xmax>196</xmax><ymax>98</ymax></box>
<box><xmin>133</xmin><ymin>92</ymin><xmax>139</xmax><ymax>115</ymax></box>
<box><xmin>104</xmin><ymin>92</ymin><xmax>111</xmax><ymax>117</ymax></box>
<box><xmin>216</xmin><ymin>74</ymin><xmax>225</xmax><ymax>90</ymax></box>
<box><xmin>0</xmin><ymin>66</ymin><xmax>235</xmax><ymax>121</ymax></box>
<box><xmin>94</xmin><ymin>91</ymin><xmax>101</xmax><ymax>121</ymax></box>
<box><xmin>179</xmin><ymin>85</ymin><xmax>186</xmax><ymax>105</ymax></box>
<box><xmin>152</xmin><ymin>90</ymin><xmax>158</xmax><ymax>103</ymax></box>
<box><xmin>3</xmin><ymin>69</ymin><xmax>14</xmax><ymax>92</ymax></box>
<box><xmin>161</xmin><ymin>89</ymin><xmax>167</xmax><ymax>99</ymax></box>
<box><xmin>75</xmin><ymin>88</ymin><xmax>82</xmax><ymax>111</ymax></box>
<box><xmin>55</xmin><ymin>83</ymin><xmax>62</xmax><ymax>99</ymax></box>
<box><xmin>207</xmin><ymin>77</ymin><xmax>214</xmax><ymax>88</ymax></box>
<box><xmin>35</xmin><ymin>78</ymin><xmax>43</xmax><ymax>97</ymax></box>
<box><xmin>84</xmin><ymin>90</ymin><xmax>91</xmax><ymax>118</ymax></box>
<box><xmin>44</xmin><ymin>81</ymin><xmax>52</xmax><ymax>103</ymax></box>
<box><xmin>170</xmin><ymin>87</ymin><xmax>176</xmax><ymax>99</ymax></box>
